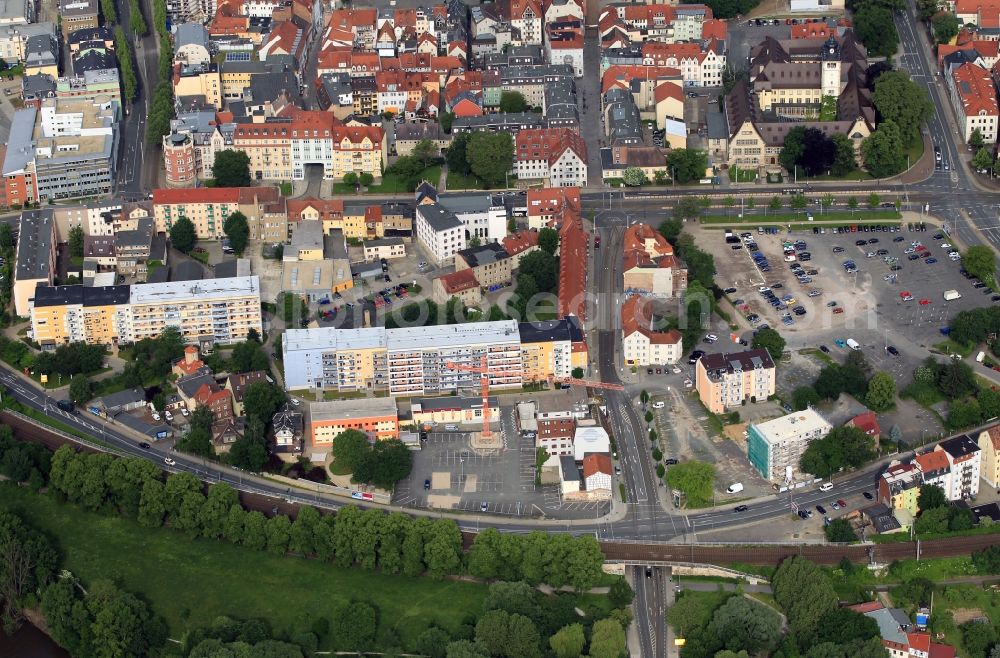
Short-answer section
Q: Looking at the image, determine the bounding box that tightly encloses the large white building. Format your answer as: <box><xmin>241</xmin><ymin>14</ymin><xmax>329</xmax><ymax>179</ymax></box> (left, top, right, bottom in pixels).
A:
<box><xmin>514</xmin><ymin>128</ymin><xmax>588</xmax><ymax>188</ymax></box>
<box><xmin>621</xmin><ymin>296</ymin><xmax>683</xmax><ymax>366</ymax></box>
<box><xmin>746</xmin><ymin>409</ymin><xmax>833</xmax><ymax>482</ymax></box>
<box><xmin>282</xmin><ymin>321</ymin><xmax>524</xmax><ymax>396</ymax></box>
<box><xmin>415</xmin><ymin>203</ymin><xmax>466</xmax><ymax>265</ymax></box>
<box><xmin>934</xmin><ymin>434</ymin><xmax>981</xmax><ymax>500</ymax></box>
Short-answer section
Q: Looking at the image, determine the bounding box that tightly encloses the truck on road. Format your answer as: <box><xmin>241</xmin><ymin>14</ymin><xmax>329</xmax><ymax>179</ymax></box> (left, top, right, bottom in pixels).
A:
<box><xmin>846</xmin><ymin>338</ymin><xmax>861</xmax><ymax>351</ymax></box>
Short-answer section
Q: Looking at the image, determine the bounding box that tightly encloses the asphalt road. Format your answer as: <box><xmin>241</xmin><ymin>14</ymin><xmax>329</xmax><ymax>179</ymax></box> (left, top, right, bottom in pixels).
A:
<box><xmin>116</xmin><ymin>0</ymin><xmax>161</xmax><ymax>198</ymax></box>
<box><xmin>632</xmin><ymin>566</ymin><xmax>667</xmax><ymax>658</ymax></box>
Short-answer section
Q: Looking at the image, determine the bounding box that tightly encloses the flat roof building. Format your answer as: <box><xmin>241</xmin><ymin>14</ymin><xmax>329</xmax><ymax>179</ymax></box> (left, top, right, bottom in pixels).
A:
<box><xmin>13</xmin><ymin>209</ymin><xmax>56</xmax><ymax>316</ymax></box>
<box><xmin>747</xmin><ymin>408</ymin><xmax>833</xmax><ymax>482</ymax></box>
<box><xmin>310</xmin><ymin>397</ymin><xmax>399</xmax><ymax>444</ymax></box>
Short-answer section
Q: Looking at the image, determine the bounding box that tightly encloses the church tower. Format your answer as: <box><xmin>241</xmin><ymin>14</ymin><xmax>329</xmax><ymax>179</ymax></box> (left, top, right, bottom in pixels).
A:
<box><xmin>821</xmin><ymin>36</ymin><xmax>842</xmax><ymax>99</ymax></box>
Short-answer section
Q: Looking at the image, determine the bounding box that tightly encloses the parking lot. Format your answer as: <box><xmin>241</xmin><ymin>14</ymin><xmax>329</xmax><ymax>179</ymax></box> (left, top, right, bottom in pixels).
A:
<box><xmin>391</xmin><ymin>407</ymin><xmax>609</xmax><ymax>519</ymax></box>
<box><xmin>695</xmin><ymin>219</ymin><xmax>990</xmax><ymax>381</ymax></box>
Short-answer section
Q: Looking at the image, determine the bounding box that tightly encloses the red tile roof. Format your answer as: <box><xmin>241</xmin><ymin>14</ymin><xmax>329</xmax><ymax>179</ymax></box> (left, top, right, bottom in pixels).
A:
<box><xmin>621</xmin><ymin>296</ymin><xmax>682</xmax><ymax>345</ymax></box>
<box><xmin>583</xmin><ymin>453</ymin><xmax>613</xmax><ymax>477</ymax></box>
<box><xmin>791</xmin><ymin>23</ymin><xmax>834</xmax><ymax>39</ymax></box>
<box><xmin>624</xmin><ymin>223</ymin><xmax>673</xmax><ymax>257</ymax></box>
<box><xmin>847</xmin><ymin>411</ymin><xmax>881</xmax><ymax>437</ymax></box>
<box><xmin>952</xmin><ymin>62</ymin><xmax>1000</xmax><ymax>118</ymax></box>
<box><xmin>601</xmin><ymin>65</ymin><xmax>681</xmax><ymax>94</ymax></box>
<box><xmin>983</xmin><ymin>423</ymin><xmax>1000</xmax><ymax>452</ymax></box>
<box><xmin>152</xmin><ymin>188</ymin><xmax>240</xmax><ymax>205</ymax></box>
<box><xmin>846</xmin><ymin>601</ymin><xmax>884</xmax><ymax>613</ymax></box>
<box><xmin>915</xmin><ymin>450</ymin><xmax>950</xmax><ymax>475</ymax></box>
<box><xmin>438</xmin><ymin>268</ymin><xmax>479</xmax><ymax>294</ymax></box>
<box><xmin>558</xmin><ymin>212</ymin><xmax>587</xmax><ymax>322</ymax></box>
<box><xmin>526</xmin><ymin>186</ymin><xmax>581</xmax><ymax>227</ymax></box>
<box><xmin>515</xmin><ymin>128</ymin><xmax>588</xmax><ymax>167</ymax></box>
<box><xmin>286</xmin><ymin>197</ymin><xmax>345</xmax><ymax>222</ymax></box>
<box><xmin>701</xmin><ymin>18</ymin><xmax>727</xmax><ymax>41</ymax></box>
<box><xmin>501</xmin><ymin>229</ymin><xmax>539</xmax><ymax>257</ymax></box>
<box><xmin>907</xmin><ymin>633</ymin><xmax>931</xmax><ymax>654</ymax></box>
<box><xmin>929</xmin><ymin>643</ymin><xmax>957</xmax><ymax>658</ymax></box>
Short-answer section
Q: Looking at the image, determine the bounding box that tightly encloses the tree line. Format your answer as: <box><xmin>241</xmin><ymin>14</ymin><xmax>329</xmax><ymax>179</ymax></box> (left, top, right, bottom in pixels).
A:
<box><xmin>902</xmin><ymin>356</ymin><xmax>997</xmax><ymax>431</ymax></box>
<box><xmin>447</xmin><ymin>132</ymin><xmax>515</xmax><ymax>189</ymax></box>
<box><xmin>146</xmin><ymin>0</ymin><xmax>175</xmax><ymax>143</ymax></box>
<box><xmin>36</xmin><ymin>443</ymin><xmax>606</xmax><ymax>587</ymax></box>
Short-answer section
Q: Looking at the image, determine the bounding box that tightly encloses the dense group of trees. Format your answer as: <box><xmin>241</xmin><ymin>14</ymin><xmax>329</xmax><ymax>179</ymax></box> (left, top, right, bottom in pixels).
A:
<box><xmin>468</xmin><ymin>528</ymin><xmax>606</xmax><ymax>592</ymax></box>
<box><xmin>223</xmin><ymin>211</ymin><xmax>250</xmax><ymax>256</ymax></box>
<box><xmin>146</xmin><ymin>0</ymin><xmax>175</xmax><ymax>143</ymax></box>
<box><xmin>751</xmin><ymin>327</ymin><xmax>786</xmax><ymax>361</ymax></box>
<box><xmin>805</xmin><ymin>349</ymin><xmax>873</xmax><ymax>402</ymax></box>
<box><xmin>666</xmin><ymin>149</ymin><xmax>709</xmax><ymax>184</ymax></box>
<box><xmin>113</xmin><ymin>27</ymin><xmax>137</xmax><ymax>102</ymax></box>
<box><xmin>663</xmin><ymin>461</ymin><xmax>715</xmax><ymax>507</ymax></box>
<box><xmin>447</xmin><ymin>132</ymin><xmax>515</xmax><ymax>188</ymax></box>
<box><xmin>213</xmin><ymin>150</ymin><xmax>253</xmax><ymax>188</ymax></box>
<box><xmin>169</xmin><ymin>216</ymin><xmax>197</xmax><ymax>253</ymax></box>
<box><xmin>902</xmin><ymin>357</ymin><xmax>995</xmax><ymax>430</ymax></box>
<box><xmin>779</xmin><ymin>127</ymin><xmax>857</xmax><ymax>177</ymax></box>
<box><xmin>800</xmin><ymin>426</ymin><xmax>878</xmax><ymax>478</ymax></box>
<box><xmin>183</xmin><ymin>616</ymin><xmax>314</xmax><ymax>658</ymax></box>
<box><xmin>509</xmin><ymin>246</ymin><xmax>560</xmax><ymax>320</ymax></box>
<box><xmin>0</xmin><ymin>510</ymin><xmax>59</xmax><ymax>632</ymax></box>
<box><xmin>0</xmin><ymin>425</ymin><xmax>50</xmax><ymax>489</ymax></box>
<box><xmin>95</xmin><ymin>328</ymin><xmax>186</xmax><ymax>394</ymax></box>
<box><xmin>912</xmin><ymin>484</ymin><xmax>977</xmax><ymax>535</ymax></box>
<box><xmin>329</xmin><ymin>429</ymin><xmax>413</xmax><ymax>490</ymax></box>
<box><xmin>872</xmin><ymin>72</ymin><xmax>934</xmax><ymax>146</ymax></box>
<box><xmin>29</xmin><ymin>342</ymin><xmax>106</xmax><ymax>378</ymax></box>
<box><xmin>499</xmin><ymin>91</ymin><xmax>530</xmax><ymax>113</ymax></box>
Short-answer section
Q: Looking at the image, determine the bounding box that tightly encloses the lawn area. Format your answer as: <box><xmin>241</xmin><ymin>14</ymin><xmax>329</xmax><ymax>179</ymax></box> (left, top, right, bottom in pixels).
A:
<box><xmin>189</xmin><ymin>250</ymin><xmax>210</xmax><ymax>265</ymax></box>
<box><xmin>331</xmin><ymin>167</ymin><xmax>441</xmax><ymax>195</ymax></box>
<box><xmin>932</xmin><ymin>339</ymin><xmax>975</xmax><ymax>358</ymax></box>
<box><xmin>526</xmin><ymin>298</ymin><xmax>557</xmax><ymax>322</ymax></box>
<box><xmin>0</xmin><ymin>484</ymin><xmax>489</xmax><ymax>648</ymax></box>
<box><xmin>728</xmin><ymin>168</ymin><xmax>758</xmax><ymax>183</ymax></box>
<box><xmin>446</xmin><ymin>170</ymin><xmax>486</xmax><ymax>190</ymax></box>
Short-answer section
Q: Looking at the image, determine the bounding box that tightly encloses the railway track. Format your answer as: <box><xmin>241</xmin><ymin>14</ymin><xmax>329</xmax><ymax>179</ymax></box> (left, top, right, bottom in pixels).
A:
<box><xmin>6</xmin><ymin>412</ymin><xmax>999</xmax><ymax>567</ymax></box>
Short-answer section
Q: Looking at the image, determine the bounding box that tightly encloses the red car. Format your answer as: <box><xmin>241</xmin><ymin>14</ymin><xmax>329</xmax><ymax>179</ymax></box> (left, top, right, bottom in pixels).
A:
<box><xmin>919</xmin><ymin>299</ymin><xmax>931</xmax><ymax>305</ymax></box>
<box><xmin>899</xmin><ymin>291</ymin><xmax>912</xmax><ymax>298</ymax></box>
<box><xmin>833</xmin><ymin>307</ymin><xmax>845</xmax><ymax>314</ymax></box>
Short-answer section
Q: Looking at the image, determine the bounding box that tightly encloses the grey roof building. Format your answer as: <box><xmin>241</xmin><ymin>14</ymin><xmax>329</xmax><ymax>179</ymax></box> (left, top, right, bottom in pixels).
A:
<box><xmin>23</xmin><ymin>33</ymin><xmax>57</xmax><ymax>69</ymax></box>
<box><xmin>13</xmin><ymin>210</ymin><xmax>56</xmax><ymax>316</ymax></box>
<box><xmin>416</xmin><ymin>203</ymin><xmax>462</xmax><ymax>231</ymax></box>
<box><xmin>31</xmin><ymin>283</ymin><xmax>130</xmax><ymax>308</ymax></box>
<box><xmin>452</xmin><ymin>112</ymin><xmax>546</xmax><ymax>135</ymax></box>
<box><xmin>97</xmin><ymin>387</ymin><xmax>147</xmax><ymax>414</ymax></box>
<box><xmin>72</xmin><ymin>49</ymin><xmax>115</xmax><ymax>74</ymax></box>
<box><xmin>21</xmin><ymin>73</ymin><xmax>56</xmax><ymax>103</ymax></box>
<box><xmin>457</xmin><ymin>242</ymin><xmax>507</xmax><ymax>268</ymax></box>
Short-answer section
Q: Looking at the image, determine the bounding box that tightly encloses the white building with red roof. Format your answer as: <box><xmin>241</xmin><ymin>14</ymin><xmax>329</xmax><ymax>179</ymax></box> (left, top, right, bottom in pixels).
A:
<box><xmin>514</xmin><ymin>128</ymin><xmax>588</xmax><ymax>187</ymax></box>
<box><xmin>948</xmin><ymin>62</ymin><xmax>998</xmax><ymax>143</ymax></box>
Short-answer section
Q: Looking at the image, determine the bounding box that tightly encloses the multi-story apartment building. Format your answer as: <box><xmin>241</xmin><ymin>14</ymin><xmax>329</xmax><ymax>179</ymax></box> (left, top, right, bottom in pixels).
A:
<box><xmin>2</xmin><ymin>97</ymin><xmax>119</xmax><ymax>205</ymax></box>
<box><xmin>877</xmin><ymin>461</ymin><xmax>922</xmax><ymax>516</ymax></box>
<box><xmin>29</xmin><ymin>276</ymin><xmax>262</xmax><ymax>346</ymax></box>
<box><xmin>519</xmin><ymin>318</ymin><xmax>578</xmax><ymax>382</ymax></box>
<box><xmin>948</xmin><ymin>62</ymin><xmax>998</xmax><ymax>144</ymax></box>
<box><xmin>978</xmin><ymin>424</ymin><xmax>1000</xmax><ymax>488</ymax></box>
<box><xmin>30</xmin><ymin>284</ymin><xmax>131</xmax><ymax>348</ymax></box>
<box><xmin>415</xmin><ymin>202</ymin><xmax>466</xmax><ymax>265</ymax></box>
<box><xmin>545</xmin><ymin>19</ymin><xmax>584</xmax><ymax>77</ymax></box>
<box><xmin>695</xmin><ymin>348</ymin><xmax>776</xmax><ymax>414</ymax></box>
<box><xmin>162</xmin><ymin>109</ymin><xmax>386</xmax><ymax>183</ymax></box>
<box><xmin>934</xmin><ymin>434</ymin><xmax>981</xmax><ymax>499</ymax></box>
<box><xmin>514</xmin><ymin>127</ymin><xmax>588</xmax><ymax>188</ymax></box>
<box><xmin>310</xmin><ymin>397</ymin><xmax>399</xmax><ymax>444</ymax></box>
<box><xmin>537</xmin><ymin>418</ymin><xmax>575</xmax><ymax>456</ymax></box>
<box><xmin>128</xmin><ymin>276</ymin><xmax>262</xmax><ymax>345</ymax></box>
<box><xmin>13</xmin><ymin>209</ymin><xmax>56</xmax><ymax>317</ymax></box>
<box><xmin>747</xmin><ymin>409</ymin><xmax>833</xmax><ymax>481</ymax></box>
<box><xmin>622</xmin><ymin>222</ymin><xmax>687</xmax><ymax>298</ymax></box>
<box><xmin>152</xmin><ymin>186</ymin><xmax>285</xmax><ymax>242</ymax></box>
<box><xmin>282</xmin><ymin>321</ymin><xmax>524</xmax><ymax>396</ymax></box>
<box><xmin>914</xmin><ymin>449</ymin><xmax>951</xmax><ymax>499</ymax></box>
<box><xmin>0</xmin><ymin>22</ymin><xmax>55</xmax><ymax>65</ymax></box>
<box><xmin>621</xmin><ymin>296</ymin><xmax>683</xmax><ymax>367</ymax></box>
<box><xmin>60</xmin><ymin>0</ymin><xmax>99</xmax><ymax>37</ymax></box>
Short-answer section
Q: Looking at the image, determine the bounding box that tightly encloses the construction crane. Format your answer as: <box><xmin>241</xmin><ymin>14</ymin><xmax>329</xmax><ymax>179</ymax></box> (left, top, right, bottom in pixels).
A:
<box><xmin>547</xmin><ymin>375</ymin><xmax>624</xmax><ymax>391</ymax></box>
<box><xmin>444</xmin><ymin>356</ymin><xmax>494</xmax><ymax>441</ymax></box>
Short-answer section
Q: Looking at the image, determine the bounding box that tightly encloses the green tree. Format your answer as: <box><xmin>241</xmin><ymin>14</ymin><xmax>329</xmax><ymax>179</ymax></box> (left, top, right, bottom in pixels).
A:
<box><xmin>862</xmin><ymin>121</ymin><xmax>907</xmax><ymax>178</ymax></box>
<box><xmin>537</xmin><ymin>227</ymin><xmax>559</xmax><ymax>255</ymax></box>
<box><xmin>467</xmin><ymin>133</ymin><xmax>514</xmax><ymax>188</ymax></box>
<box><xmin>666</xmin><ymin>148</ymin><xmax>709</xmax><ymax>183</ymax></box>
<box><xmin>854</xmin><ymin>1</ymin><xmax>900</xmax><ymax>57</ymax></box>
<box><xmin>548</xmin><ymin>623</ymin><xmax>585</xmax><ymax>658</ymax></box>
<box><xmin>230</xmin><ymin>339</ymin><xmax>268</xmax><ymax>373</ymax></box>
<box><xmin>664</xmin><ymin>461</ymin><xmax>715</xmax><ymax>505</ymax></box>
<box><xmin>772</xmin><ymin>556</ymin><xmax>838</xmax><ymax>641</ymax></box>
<box><xmin>659</xmin><ymin>218</ymin><xmax>683</xmax><ymax>243</ymax></box>
<box><xmin>68</xmin><ymin>376</ymin><xmax>93</xmax><ymax>405</ymax></box>
<box><xmin>330</xmin><ymin>600</ymin><xmax>377</xmax><ymax>651</ymax></box>
<box><xmin>932</xmin><ymin>12</ymin><xmax>960</xmax><ymax>43</ymax></box>
<box><xmin>769</xmin><ymin>195</ymin><xmax>782</xmax><ymax>211</ymax></box>
<box><xmin>848</xmin><ymin>196</ymin><xmax>859</xmax><ymax>211</ymax></box>
<box><xmin>793</xmin><ymin>385</ymin><xmax>821</xmax><ymax>411</ymax></box>
<box><xmin>242</xmin><ymin>510</ymin><xmax>268</xmax><ymax>550</ymax></box>
<box><xmin>830</xmin><ymin>133</ymin><xmax>858</xmax><ymax>176</ymax></box>
<box><xmin>421</xmin><ymin>518</ymin><xmax>462</xmax><ymax>578</ymax></box>
<box><xmin>499</xmin><ymin>91</ymin><xmax>529</xmax><ymax>113</ymax></box>
<box><xmin>359</xmin><ymin>172</ymin><xmax>374</xmax><ymax>187</ymax></box>
<box><xmin>914</xmin><ymin>505</ymin><xmax>949</xmax><ymax>535</ymax></box>
<box><xmin>212</xmin><ymin>150</ymin><xmax>252</xmax><ymax>187</ymax></box>
<box><xmin>973</xmin><ymin>147</ymin><xmax>995</xmax><ymax>173</ymax></box>
<box><xmin>673</xmin><ymin>197</ymin><xmax>705</xmax><ymax>221</ymax></box>
<box><xmin>416</xmin><ymin>627</ymin><xmax>452</xmax><ymax>658</ymax></box>
<box><xmin>708</xmin><ymin>596</ymin><xmax>781</xmax><ymax>655</ymax></box>
<box><xmin>412</xmin><ymin>139</ymin><xmax>440</xmax><ymax>169</ymax></box>
<box><xmin>960</xmin><ymin>620</ymin><xmax>997</xmax><ymax>658</ymax></box>
<box><xmin>475</xmin><ymin>610</ymin><xmax>541</xmax><ymax>658</ymax></box>
<box><xmin>622</xmin><ymin>167</ymin><xmax>648</xmax><ymax>186</ymax></box>
<box><xmin>970</xmin><ymin>127</ymin><xmax>986</xmax><ymax>150</ymax></box>
<box><xmin>447</xmin><ymin>133</ymin><xmax>471</xmax><ymax>174</ymax></box>
<box><xmin>751</xmin><ymin>327</ymin><xmax>786</xmax><ymax>361</ymax></box>
<box><xmin>265</xmin><ymin>513</ymin><xmax>291</xmax><ymax>554</ymax></box>
<box><xmin>972</xmin><ymin>545</ymin><xmax>1000</xmax><ymax>574</ymax></box>
<box><xmin>865</xmin><ymin>371</ymin><xmax>897</xmax><ymax>412</ymax></box>
<box><xmin>589</xmin><ymin>618</ymin><xmax>627</xmax><ymax>658</ymax></box>
<box><xmin>608</xmin><ymin>578</ymin><xmax>635</xmax><ymax>607</ymax></box>
<box><xmin>447</xmin><ymin>640</ymin><xmax>489</xmax><ymax>658</ymax></box>
<box><xmin>800</xmin><ymin>426</ymin><xmax>877</xmax><ymax>478</ymax></box>
<box><xmin>0</xmin><ymin>223</ymin><xmax>13</xmax><ymax>250</ymax></box>
<box><xmin>825</xmin><ymin>518</ymin><xmax>857</xmax><ymax>542</ymax></box>
<box><xmin>129</xmin><ymin>0</ymin><xmax>148</xmax><ymax>35</ymax></box>
<box><xmin>343</xmin><ymin>172</ymin><xmax>359</xmax><ymax>187</ymax></box>
<box><xmin>518</xmin><ymin>250</ymin><xmax>558</xmax><ymax>292</ymax></box>
<box><xmin>917</xmin><ymin>483</ymin><xmax>947</xmax><ymax>511</ymax></box>
<box><xmin>68</xmin><ymin>225</ymin><xmax>85</xmax><ymax>259</ymax></box>
<box><xmin>964</xmin><ymin>244</ymin><xmax>997</xmax><ymax>284</ymax></box>
<box><xmin>169</xmin><ymin>216</ymin><xmax>197</xmax><ymax>254</ymax></box>
<box><xmin>227</xmin><ymin>416</ymin><xmax>268</xmax><ymax>472</ymax></box>
<box><xmin>331</xmin><ymin>429</ymin><xmax>370</xmax><ymax>472</ymax></box>
<box><xmin>199</xmin><ymin>483</ymin><xmax>238</xmax><ymax>540</ymax></box>
<box><xmin>223</xmin><ymin>211</ymin><xmax>250</xmax><ymax>256</ymax></box>
<box><xmin>872</xmin><ymin>72</ymin><xmax>933</xmax><ymax>144</ymax></box>
<box><xmin>240</xmin><ymin>381</ymin><xmax>285</xmax><ymax>426</ymax></box>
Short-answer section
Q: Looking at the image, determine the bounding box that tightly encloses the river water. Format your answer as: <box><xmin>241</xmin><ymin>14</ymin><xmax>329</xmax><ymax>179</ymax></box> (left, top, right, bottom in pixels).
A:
<box><xmin>0</xmin><ymin>623</ymin><xmax>69</xmax><ymax>658</ymax></box>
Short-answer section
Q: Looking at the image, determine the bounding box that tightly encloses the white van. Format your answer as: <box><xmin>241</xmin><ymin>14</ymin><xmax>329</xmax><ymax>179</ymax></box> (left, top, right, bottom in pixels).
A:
<box><xmin>846</xmin><ymin>338</ymin><xmax>861</xmax><ymax>351</ymax></box>
<box><xmin>819</xmin><ymin>482</ymin><xmax>834</xmax><ymax>492</ymax></box>
<box><xmin>726</xmin><ymin>482</ymin><xmax>744</xmax><ymax>494</ymax></box>
<box><xmin>444</xmin><ymin>424</ymin><xmax>459</xmax><ymax>431</ymax></box>
<box><xmin>943</xmin><ymin>289</ymin><xmax>962</xmax><ymax>301</ymax></box>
